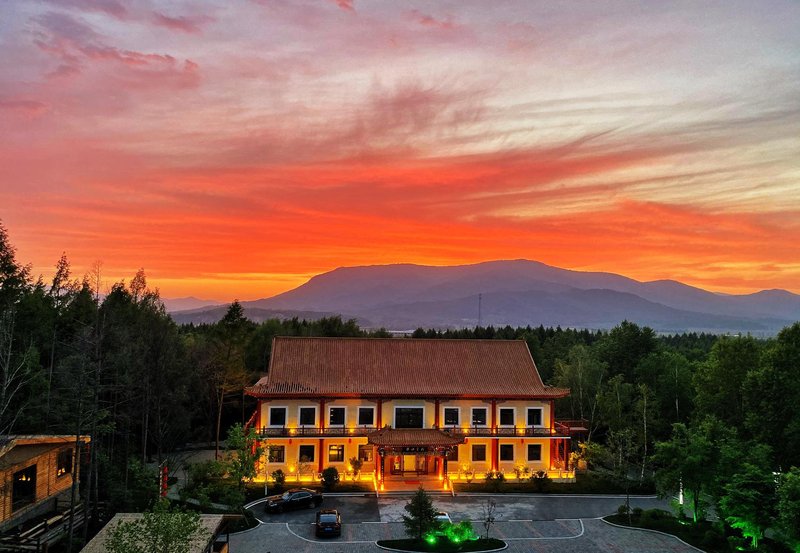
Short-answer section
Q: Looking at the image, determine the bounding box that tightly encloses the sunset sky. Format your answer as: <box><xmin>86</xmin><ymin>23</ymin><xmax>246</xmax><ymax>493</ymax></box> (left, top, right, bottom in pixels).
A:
<box><xmin>1</xmin><ymin>1</ymin><xmax>799</xmax><ymax>300</ymax></box>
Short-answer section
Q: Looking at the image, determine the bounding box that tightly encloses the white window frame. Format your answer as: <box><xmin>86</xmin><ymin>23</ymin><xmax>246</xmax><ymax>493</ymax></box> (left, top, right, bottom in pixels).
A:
<box><xmin>328</xmin><ymin>406</ymin><xmax>347</xmax><ymax>427</ymax></box>
<box><xmin>470</xmin><ymin>407</ymin><xmax>488</xmax><ymax>427</ymax></box>
<box><xmin>266</xmin><ymin>445</ymin><xmax>286</xmax><ymax>464</ymax></box>
<box><xmin>328</xmin><ymin>443</ymin><xmax>345</xmax><ymax>463</ymax></box>
<box><xmin>297</xmin><ymin>405</ymin><xmax>317</xmax><ymax>427</ymax></box>
<box><xmin>298</xmin><ymin>444</ymin><xmax>316</xmax><ymax>463</ymax></box>
<box><xmin>268</xmin><ymin>405</ymin><xmax>288</xmax><ymax>427</ymax></box>
<box><xmin>471</xmin><ymin>443</ymin><xmax>487</xmax><ymax>462</ymax></box>
<box><xmin>527</xmin><ymin>443</ymin><xmax>542</xmax><ymax>462</ymax></box>
<box><xmin>498</xmin><ymin>407</ymin><xmax>516</xmax><ymax>427</ymax></box>
<box><xmin>526</xmin><ymin>407</ymin><xmax>544</xmax><ymax>427</ymax></box>
<box><xmin>442</xmin><ymin>406</ymin><xmax>461</xmax><ymax>427</ymax></box>
<box><xmin>357</xmin><ymin>406</ymin><xmax>376</xmax><ymax>427</ymax></box>
<box><xmin>499</xmin><ymin>443</ymin><xmax>515</xmax><ymax>462</ymax></box>
<box><xmin>393</xmin><ymin>405</ymin><xmax>426</xmax><ymax>429</ymax></box>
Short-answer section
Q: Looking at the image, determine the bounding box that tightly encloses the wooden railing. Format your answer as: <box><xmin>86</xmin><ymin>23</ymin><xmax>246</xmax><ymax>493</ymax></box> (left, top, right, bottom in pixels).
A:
<box><xmin>256</xmin><ymin>426</ymin><xmax>377</xmax><ymax>438</ymax></box>
<box><xmin>440</xmin><ymin>426</ymin><xmax>570</xmax><ymax>437</ymax></box>
<box><xmin>255</xmin><ymin>424</ymin><xmax>572</xmax><ymax>438</ymax></box>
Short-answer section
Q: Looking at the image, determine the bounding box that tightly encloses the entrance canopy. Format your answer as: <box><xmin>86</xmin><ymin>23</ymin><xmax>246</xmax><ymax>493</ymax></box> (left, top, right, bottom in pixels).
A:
<box><xmin>367</xmin><ymin>428</ymin><xmax>464</xmax><ymax>450</ymax></box>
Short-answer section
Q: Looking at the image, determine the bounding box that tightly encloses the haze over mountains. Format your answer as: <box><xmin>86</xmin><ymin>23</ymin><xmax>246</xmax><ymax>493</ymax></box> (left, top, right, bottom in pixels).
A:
<box><xmin>169</xmin><ymin>260</ymin><xmax>799</xmax><ymax>335</ymax></box>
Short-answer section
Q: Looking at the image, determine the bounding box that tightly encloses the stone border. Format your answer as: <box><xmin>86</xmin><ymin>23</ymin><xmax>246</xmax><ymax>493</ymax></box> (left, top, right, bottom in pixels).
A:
<box><xmin>600</xmin><ymin>517</ymin><xmax>706</xmax><ymax>553</ymax></box>
<box><xmin>375</xmin><ymin>540</ymin><xmax>508</xmax><ymax>552</ymax></box>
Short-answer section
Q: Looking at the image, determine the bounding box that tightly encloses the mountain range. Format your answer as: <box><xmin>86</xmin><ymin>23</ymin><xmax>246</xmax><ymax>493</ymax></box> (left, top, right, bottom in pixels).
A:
<box><xmin>168</xmin><ymin>260</ymin><xmax>799</xmax><ymax>335</ymax></box>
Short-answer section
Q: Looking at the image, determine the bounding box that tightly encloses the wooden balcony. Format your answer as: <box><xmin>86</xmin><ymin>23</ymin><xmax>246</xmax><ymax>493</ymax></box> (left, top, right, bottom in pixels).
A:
<box><xmin>256</xmin><ymin>426</ymin><xmax>377</xmax><ymax>438</ymax></box>
<box><xmin>440</xmin><ymin>425</ymin><xmax>571</xmax><ymax>438</ymax></box>
<box><xmin>255</xmin><ymin>423</ymin><xmax>572</xmax><ymax>439</ymax></box>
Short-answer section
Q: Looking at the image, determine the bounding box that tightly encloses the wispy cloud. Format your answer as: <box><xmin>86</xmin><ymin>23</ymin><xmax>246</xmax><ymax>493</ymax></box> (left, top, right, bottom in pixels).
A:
<box><xmin>1</xmin><ymin>1</ymin><xmax>798</xmax><ymax>298</ymax></box>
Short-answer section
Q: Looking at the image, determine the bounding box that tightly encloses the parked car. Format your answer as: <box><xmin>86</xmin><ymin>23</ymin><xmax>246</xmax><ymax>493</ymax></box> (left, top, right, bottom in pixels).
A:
<box><xmin>264</xmin><ymin>488</ymin><xmax>323</xmax><ymax>513</ymax></box>
<box><xmin>433</xmin><ymin>511</ymin><xmax>452</xmax><ymax>534</ymax></box>
<box><xmin>434</xmin><ymin>512</ymin><xmax>452</xmax><ymax>525</ymax></box>
<box><xmin>315</xmin><ymin>509</ymin><xmax>342</xmax><ymax>537</ymax></box>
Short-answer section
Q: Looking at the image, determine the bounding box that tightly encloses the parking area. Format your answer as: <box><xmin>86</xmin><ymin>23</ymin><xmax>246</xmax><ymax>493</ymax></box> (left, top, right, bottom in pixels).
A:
<box><xmin>236</xmin><ymin>494</ymin><xmax>699</xmax><ymax>553</ymax></box>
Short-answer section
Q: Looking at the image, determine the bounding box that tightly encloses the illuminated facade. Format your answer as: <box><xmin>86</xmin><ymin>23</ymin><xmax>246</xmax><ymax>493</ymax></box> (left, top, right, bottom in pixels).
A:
<box><xmin>245</xmin><ymin>337</ymin><xmax>576</xmax><ymax>489</ymax></box>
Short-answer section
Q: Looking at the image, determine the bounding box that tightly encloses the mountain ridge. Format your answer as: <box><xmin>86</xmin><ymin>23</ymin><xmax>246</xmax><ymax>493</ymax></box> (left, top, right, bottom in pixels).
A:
<box><xmin>169</xmin><ymin>260</ymin><xmax>799</xmax><ymax>334</ymax></box>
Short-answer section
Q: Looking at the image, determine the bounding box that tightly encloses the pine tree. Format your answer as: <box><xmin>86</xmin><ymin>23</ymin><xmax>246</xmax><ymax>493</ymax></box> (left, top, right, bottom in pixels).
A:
<box><xmin>402</xmin><ymin>487</ymin><xmax>438</xmax><ymax>541</ymax></box>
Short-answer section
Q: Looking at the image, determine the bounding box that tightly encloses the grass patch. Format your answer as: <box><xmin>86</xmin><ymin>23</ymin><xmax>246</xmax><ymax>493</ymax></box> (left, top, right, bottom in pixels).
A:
<box><xmin>377</xmin><ymin>538</ymin><xmax>506</xmax><ymax>552</ymax></box>
<box><xmin>605</xmin><ymin>510</ymin><xmax>791</xmax><ymax>553</ymax></box>
<box><xmin>453</xmin><ymin>472</ymin><xmax>655</xmax><ymax>495</ymax></box>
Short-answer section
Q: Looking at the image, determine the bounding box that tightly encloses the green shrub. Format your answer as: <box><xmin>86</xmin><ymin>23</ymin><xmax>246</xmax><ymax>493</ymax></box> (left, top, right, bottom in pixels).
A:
<box><xmin>617</xmin><ymin>504</ymin><xmax>630</xmax><ymax>516</ymax></box>
<box><xmin>485</xmin><ymin>471</ymin><xmax>505</xmax><ymax>491</ymax></box>
<box><xmin>530</xmin><ymin>471</ymin><xmax>551</xmax><ymax>492</ymax></box>
<box><xmin>271</xmin><ymin>469</ymin><xmax>285</xmax><ymax>491</ymax></box>
<box><xmin>321</xmin><ymin>467</ymin><xmax>340</xmax><ymax>491</ymax></box>
<box><xmin>632</xmin><ymin>507</ymin><xmax>643</xmax><ymax>517</ymax></box>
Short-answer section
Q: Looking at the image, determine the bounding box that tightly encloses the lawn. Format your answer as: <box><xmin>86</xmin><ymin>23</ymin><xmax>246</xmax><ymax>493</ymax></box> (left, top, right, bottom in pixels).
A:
<box><xmin>452</xmin><ymin>472</ymin><xmax>655</xmax><ymax>495</ymax></box>
<box><xmin>604</xmin><ymin>510</ymin><xmax>792</xmax><ymax>553</ymax></box>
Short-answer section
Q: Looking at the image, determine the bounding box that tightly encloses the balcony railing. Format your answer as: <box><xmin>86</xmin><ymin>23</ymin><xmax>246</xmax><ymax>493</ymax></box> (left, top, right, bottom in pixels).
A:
<box><xmin>255</xmin><ymin>424</ymin><xmax>571</xmax><ymax>439</ymax></box>
<box><xmin>440</xmin><ymin>425</ymin><xmax>570</xmax><ymax>438</ymax></box>
<box><xmin>256</xmin><ymin>426</ymin><xmax>377</xmax><ymax>438</ymax></box>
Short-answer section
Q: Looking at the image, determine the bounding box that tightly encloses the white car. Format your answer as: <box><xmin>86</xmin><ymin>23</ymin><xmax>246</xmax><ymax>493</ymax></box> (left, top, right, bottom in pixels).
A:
<box><xmin>434</xmin><ymin>512</ymin><xmax>452</xmax><ymax>525</ymax></box>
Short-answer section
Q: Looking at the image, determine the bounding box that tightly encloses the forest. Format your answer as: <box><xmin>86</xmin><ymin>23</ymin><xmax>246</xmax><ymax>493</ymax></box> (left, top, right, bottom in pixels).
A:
<box><xmin>1</xmin><ymin>221</ymin><xmax>799</xmax><ymax>551</ymax></box>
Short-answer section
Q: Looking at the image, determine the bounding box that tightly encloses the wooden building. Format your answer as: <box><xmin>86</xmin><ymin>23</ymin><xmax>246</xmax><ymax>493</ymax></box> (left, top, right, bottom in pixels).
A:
<box><xmin>245</xmin><ymin>337</ymin><xmax>576</xmax><ymax>490</ymax></box>
<box><xmin>0</xmin><ymin>435</ymin><xmax>89</xmax><ymax>532</ymax></box>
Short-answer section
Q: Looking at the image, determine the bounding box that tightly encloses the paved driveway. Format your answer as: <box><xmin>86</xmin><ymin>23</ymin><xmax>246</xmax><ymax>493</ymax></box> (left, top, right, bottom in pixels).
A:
<box><xmin>237</xmin><ymin>494</ymin><xmax>698</xmax><ymax>553</ymax></box>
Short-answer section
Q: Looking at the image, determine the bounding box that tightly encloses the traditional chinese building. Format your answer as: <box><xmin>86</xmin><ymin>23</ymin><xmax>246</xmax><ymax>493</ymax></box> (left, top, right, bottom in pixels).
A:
<box><xmin>244</xmin><ymin>337</ymin><xmax>576</xmax><ymax>490</ymax></box>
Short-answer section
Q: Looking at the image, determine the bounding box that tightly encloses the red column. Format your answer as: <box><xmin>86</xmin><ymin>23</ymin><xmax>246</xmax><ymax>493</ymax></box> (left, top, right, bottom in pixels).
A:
<box><xmin>434</xmin><ymin>399</ymin><xmax>440</xmax><ymax>429</ymax></box>
<box><xmin>320</xmin><ymin>399</ymin><xmax>326</xmax><ymax>431</ymax></box>
<box><xmin>550</xmin><ymin>400</ymin><xmax>555</xmax><ymax>433</ymax></box>
<box><xmin>377</xmin><ymin>399</ymin><xmax>382</xmax><ymax>428</ymax></box>
<box><xmin>256</xmin><ymin>400</ymin><xmax>262</xmax><ymax>432</ymax></box>
<box><xmin>491</xmin><ymin>399</ymin><xmax>498</xmax><ymax>472</ymax></box>
<box><xmin>318</xmin><ymin>438</ymin><xmax>324</xmax><ymax>473</ymax></box>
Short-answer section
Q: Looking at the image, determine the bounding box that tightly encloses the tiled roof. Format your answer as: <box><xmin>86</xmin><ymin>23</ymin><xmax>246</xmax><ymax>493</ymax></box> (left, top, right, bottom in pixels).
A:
<box><xmin>367</xmin><ymin>428</ymin><xmax>464</xmax><ymax>447</ymax></box>
<box><xmin>245</xmin><ymin>337</ymin><xmax>568</xmax><ymax>398</ymax></box>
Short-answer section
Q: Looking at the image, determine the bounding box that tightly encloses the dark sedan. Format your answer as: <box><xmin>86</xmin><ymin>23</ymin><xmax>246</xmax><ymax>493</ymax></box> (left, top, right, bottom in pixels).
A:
<box><xmin>315</xmin><ymin>509</ymin><xmax>342</xmax><ymax>537</ymax></box>
<box><xmin>264</xmin><ymin>488</ymin><xmax>323</xmax><ymax>513</ymax></box>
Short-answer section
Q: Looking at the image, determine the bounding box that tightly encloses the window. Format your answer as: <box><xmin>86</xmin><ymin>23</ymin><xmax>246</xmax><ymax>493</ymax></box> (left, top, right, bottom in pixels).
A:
<box><xmin>395</xmin><ymin>407</ymin><xmax>424</xmax><ymax>429</ymax></box>
<box><xmin>299</xmin><ymin>445</ymin><xmax>315</xmax><ymax>462</ymax></box>
<box><xmin>358</xmin><ymin>407</ymin><xmax>374</xmax><ymax>426</ymax></box>
<box><xmin>267</xmin><ymin>445</ymin><xmax>285</xmax><ymax>463</ymax></box>
<box><xmin>299</xmin><ymin>407</ymin><xmax>316</xmax><ymax>426</ymax></box>
<box><xmin>444</xmin><ymin>408</ymin><xmax>459</xmax><ymax>426</ymax></box>
<box><xmin>471</xmin><ymin>408</ymin><xmax>487</xmax><ymax>426</ymax></box>
<box><xmin>56</xmin><ymin>449</ymin><xmax>72</xmax><ymax>478</ymax></box>
<box><xmin>499</xmin><ymin>408</ymin><xmax>515</xmax><ymax>426</ymax></box>
<box><xmin>12</xmin><ymin>465</ymin><xmax>36</xmax><ymax>511</ymax></box>
<box><xmin>471</xmin><ymin>444</ymin><xmax>486</xmax><ymax>462</ymax></box>
<box><xmin>500</xmin><ymin>444</ymin><xmax>514</xmax><ymax>461</ymax></box>
<box><xmin>527</xmin><ymin>444</ymin><xmax>542</xmax><ymax>461</ymax></box>
<box><xmin>269</xmin><ymin>407</ymin><xmax>287</xmax><ymax>426</ymax></box>
<box><xmin>446</xmin><ymin>448</ymin><xmax>458</xmax><ymax>461</ymax></box>
<box><xmin>329</xmin><ymin>407</ymin><xmax>346</xmax><ymax>426</ymax></box>
<box><xmin>328</xmin><ymin>445</ymin><xmax>345</xmax><ymax>462</ymax></box>
<box><xmin>358</xmin><ymin>445</ymin><xmax>373</xmax><ymax>462</ymax></box>
<box><xmin>527</xmin><ymin>408</ymin><xmax>543</xmax><ymax>426</ymax></box>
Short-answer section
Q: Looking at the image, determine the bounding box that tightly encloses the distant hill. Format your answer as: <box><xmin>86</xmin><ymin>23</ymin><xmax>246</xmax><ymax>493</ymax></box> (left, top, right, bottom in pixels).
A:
<box><xmin>170</xmin><ymin>305</ymin><xmax>372</xmax><ymax>327</ymax></box>
<box><xmin>161</xmin><ymin>296</ymin><xmax>222</xmax><ymax>312</ymax></box>
<box><xmin>171</xmin><ymin>260</ymin><xmax>799</xmax><ymax>334</ymax></box>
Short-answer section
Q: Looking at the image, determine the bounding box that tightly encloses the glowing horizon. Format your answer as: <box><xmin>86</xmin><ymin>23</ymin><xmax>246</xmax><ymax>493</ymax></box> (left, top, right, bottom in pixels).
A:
<box><xmin>2</xmin><ymin>1</ymin><xmax>798</xmax><ymax>300</ymax></box>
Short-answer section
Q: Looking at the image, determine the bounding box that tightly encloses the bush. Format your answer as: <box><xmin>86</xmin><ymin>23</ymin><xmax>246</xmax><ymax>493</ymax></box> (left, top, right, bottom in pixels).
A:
<box><xmin>485</xmin><ymin>471</ymin><xmax>505</xmax><ymax>491</ymax></box>
<box><xmin>617</xmin><ymin>504</ymin><xmax>630</xmax><ymax>516</ymax></box>
<box><xmin>271</xmin><ymin>469</ymin><xmax>285</xmax><ymax>491</ymax></box>
<box><xmin>321</xmin><ymin>467</ymin><xmax>340</xmax><ymax>491</ymax></box>
<box><xmin>530</xmin><ymin>471</ymin><xmax>550</xmax><ymax>492</ymax></box>
<box><xmin>632</xmin><ymin>507</ymin><xmax>643</xmax><ymax>517</ymax></box>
